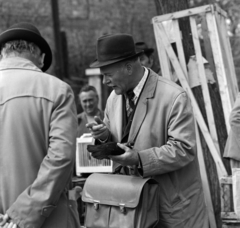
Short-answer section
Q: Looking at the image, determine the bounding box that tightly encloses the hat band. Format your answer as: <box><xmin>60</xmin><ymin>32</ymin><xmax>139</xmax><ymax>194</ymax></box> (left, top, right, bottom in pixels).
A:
<box><xmin>98</xmin><ymin>50</ymin><xmax>136</xmax><ymax>62</ymax></box>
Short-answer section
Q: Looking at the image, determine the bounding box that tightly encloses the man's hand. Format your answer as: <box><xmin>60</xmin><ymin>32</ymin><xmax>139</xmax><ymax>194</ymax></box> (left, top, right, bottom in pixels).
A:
<box><xmin>109</xmin><ymin>143</ymin><xmax>139</xmax><ymax>166</ymax></box>
<box><xmin>1</xmin><ymin>222</ymin><xmax>17</xmax><ymax>228</ymax></box>
<box><xmin>86</xmin><ymin>116</ymin><xmax>109</xmax><ymax>141</ymax></box>
<box><xmin>0</xmin><ymin>214</ymin><xmax>9</xmax><ymax>226</ymax></box>
<box><xmin>0</xmin><ymin>214</ymin><xmax>17</xmax><ymax>228</ymax></box>
<box><xmin>68</xmin><ymin>186</ymin><xmax>82</xmax><ymax>201</ymax></box>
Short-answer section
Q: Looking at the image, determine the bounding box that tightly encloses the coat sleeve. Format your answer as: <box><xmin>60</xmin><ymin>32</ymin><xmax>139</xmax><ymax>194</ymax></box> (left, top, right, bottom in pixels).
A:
<box><xmin>6</xmin><ymin>83</ymin><xmax>77</xmax><ymax>228</ymax></box>
<box><xmin>138</xmin><ymin>92</ymin><xmax>197</xmax><ymax>177</ymax></box>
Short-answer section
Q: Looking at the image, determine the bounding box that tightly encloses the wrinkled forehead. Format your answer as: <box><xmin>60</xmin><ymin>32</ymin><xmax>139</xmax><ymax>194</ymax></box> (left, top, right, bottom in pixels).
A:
<box><xmin>100</xmin><ymin>61</ymin><xmax>124</xmax><ymax>75</ymax></box>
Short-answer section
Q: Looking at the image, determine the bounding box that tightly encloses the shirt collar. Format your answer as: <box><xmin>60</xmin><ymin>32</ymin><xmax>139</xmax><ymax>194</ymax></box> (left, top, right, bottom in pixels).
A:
<box><xmin>0</xmin><ymin>56</ymin><xmax>42</xmax><ymax>72</ymax></box>
<box><xmin>132</xmin><ymin>66</ymin><xmax>149</xmax><ymax>104</ymax></box>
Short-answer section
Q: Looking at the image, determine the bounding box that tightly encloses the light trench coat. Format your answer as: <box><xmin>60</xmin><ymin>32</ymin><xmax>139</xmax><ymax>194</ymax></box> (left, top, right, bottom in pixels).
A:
<box><xmin>0</xmin><ymin>57</ymin><xmax>80</xmax><ymax>228</ymax></box>
<box><xmin>104</xmin><ymin>69</ymin><xmax>207</xmax><ymax>228</ymax></box>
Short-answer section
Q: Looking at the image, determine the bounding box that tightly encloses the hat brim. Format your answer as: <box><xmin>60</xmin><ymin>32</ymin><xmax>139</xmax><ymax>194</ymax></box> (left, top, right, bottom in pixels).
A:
<box><xmin>143</xmin><ymin>48</ymin><xmax>154</xmax><ymax>55</ymax></box>
<box><xmin>90</xmin><ymin>51</ymin><xmax>143</xmax><ymax>68</ymax></box>
<box><xmin>0</xmin><ymin>28</ymin><xmax>52</xmax><ymax>72</ymax></box>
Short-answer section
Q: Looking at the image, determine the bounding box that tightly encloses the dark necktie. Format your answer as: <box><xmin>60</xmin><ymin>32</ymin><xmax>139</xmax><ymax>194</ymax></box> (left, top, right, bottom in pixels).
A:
<box><xmin>121</xmin><ymin>90</ymin><xmax>135</xmax><ymax>143</ymax></box>
<box><xmin>126</xmin><ymin>90</ymin><xmax>135</xmax><ymax>117</ymax></box>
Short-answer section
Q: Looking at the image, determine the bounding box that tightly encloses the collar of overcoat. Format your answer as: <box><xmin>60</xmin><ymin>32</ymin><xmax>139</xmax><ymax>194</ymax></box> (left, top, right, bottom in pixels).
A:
<box><xmin>127</xmin><ymin>70</ymin><xmax>158</xmax><ymax>144</ymax></box>
<box><xmin>110</xmin><ymin>69</ymin><xmax>158</xmax><ymax>144</ymax></box>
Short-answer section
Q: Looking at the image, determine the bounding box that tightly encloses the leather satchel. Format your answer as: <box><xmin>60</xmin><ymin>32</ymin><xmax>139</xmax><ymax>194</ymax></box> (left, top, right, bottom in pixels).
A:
<box><xmin>82</xmin><ymin>173</ymin><xmax>159</xmax><ymax>228</ymax></box>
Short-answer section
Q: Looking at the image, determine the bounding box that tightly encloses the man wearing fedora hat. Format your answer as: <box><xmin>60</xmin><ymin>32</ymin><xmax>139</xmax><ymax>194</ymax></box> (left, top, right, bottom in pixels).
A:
<box><xmin>0</xmin><ymin>22</ymin><xmax>80</xmax><ymax>228</ymax></box>
<box><xmin>135</xmin><ymin>41</ymin><xmax>161</xmax><ymax>74</ymax></box>
<box><xmin>87</xmin><ymin>33</ymin><xmax>207</xmax><ymax>228</ymax></box>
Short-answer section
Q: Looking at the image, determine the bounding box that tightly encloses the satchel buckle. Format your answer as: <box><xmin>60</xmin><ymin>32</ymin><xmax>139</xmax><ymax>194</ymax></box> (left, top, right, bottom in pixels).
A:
<box><xmin>119</xmin><ymin>203</ymin><xmax>126</xmax><ymax>214</ymax></box>
<box><xmin>93</xmin><ymin>200</ymin><xmax>100</xmax><ymax>210</ymax></box>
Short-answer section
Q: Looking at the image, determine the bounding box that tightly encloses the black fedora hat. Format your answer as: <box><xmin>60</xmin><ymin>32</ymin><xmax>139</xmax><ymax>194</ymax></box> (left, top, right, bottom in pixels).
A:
<box><xmin>135</xmin><ymin>41</ymin><xmax>154</xmax><ymax>56</ymax></box>
<box><xmin>90</xmin><ymin>33</ymin><xmax>143</xmax><ymax>68</ymax></box>
<box><xmin>0</xmin><ymin>22</ymin><xmax>52</xmax><ymax>72</ymax></box>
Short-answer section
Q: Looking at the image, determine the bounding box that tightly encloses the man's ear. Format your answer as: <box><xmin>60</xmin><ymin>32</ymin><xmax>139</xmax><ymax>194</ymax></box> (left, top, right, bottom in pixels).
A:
<box><xmin>149</xmin><ymin>56</ymin><xmax>154</xmax><ymax>68</ymax></box>
<box><xmin>39</xmin><ymin>53</ymin><xmax>45</xmax><ymax>69</ymax></box>
<box><xmin>125</xmin><ymin>61</ymin><xmax>133</xmax><ymax>75</ymax></box>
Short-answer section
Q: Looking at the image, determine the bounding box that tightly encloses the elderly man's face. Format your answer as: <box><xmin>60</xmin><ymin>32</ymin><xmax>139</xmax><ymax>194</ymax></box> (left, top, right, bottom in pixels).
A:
<box><xmin>79</xmin><ymin>90</ymin><xmax>98</xmax><ymax>115</ymax></box>
<box><xmin>101</xmin><ymin>62</ymin><xmax>132</xmax><ymax>95</ymax></box>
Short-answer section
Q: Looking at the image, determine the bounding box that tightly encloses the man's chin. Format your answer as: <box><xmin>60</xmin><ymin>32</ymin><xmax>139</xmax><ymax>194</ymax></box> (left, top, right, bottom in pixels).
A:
<box><xmin>113</xmin><ymin>88</ymin><xmax>122</xmax><ymax>95</ymax></box>
<box><xmin>85</xmin><ymin>110</ymin><xmax>94</xmax><ymax>115</ymax></box>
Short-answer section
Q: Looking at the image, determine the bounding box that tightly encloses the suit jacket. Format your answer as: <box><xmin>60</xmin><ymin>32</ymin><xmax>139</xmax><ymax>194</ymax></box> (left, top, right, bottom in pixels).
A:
<box><xmin>0</xmin><ymin>57</ymin><xmax>80</xmax><ymax>228</ymax></box>
<box><xmin>104</xmin><ymin>69</ymin><xmax>207</xmax><ymax>228</ymax></box>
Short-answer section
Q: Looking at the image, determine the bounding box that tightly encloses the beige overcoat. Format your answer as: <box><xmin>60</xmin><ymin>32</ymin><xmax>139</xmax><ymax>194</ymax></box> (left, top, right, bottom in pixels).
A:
<box><xmin>104</xmin><ymin>69</ymin><xmax>207</xmax><ymax>228</ymax></box>
<box><xmin>0</xmin><ymin>57</ymin><xmax>80</xmax><ymax>228</ymax></box>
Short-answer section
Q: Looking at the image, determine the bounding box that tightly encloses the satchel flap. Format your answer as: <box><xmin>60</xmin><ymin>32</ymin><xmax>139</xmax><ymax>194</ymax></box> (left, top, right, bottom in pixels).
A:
<box><xmin>82</xmin><ymin>173</ymin><xmax>152</xmax><ymax>208</ymax></box>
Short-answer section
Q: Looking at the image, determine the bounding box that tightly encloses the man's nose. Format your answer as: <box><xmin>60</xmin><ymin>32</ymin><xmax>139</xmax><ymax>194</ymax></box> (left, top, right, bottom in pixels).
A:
<box><xmin>103</xmin><ymin>76</ymin><xmax>110</xmax><ymax>85</ymax></box>
<box><xmin>86</xmin><ymin>101</ymin><xmax>91</xmax><ymax>106</ymax></box>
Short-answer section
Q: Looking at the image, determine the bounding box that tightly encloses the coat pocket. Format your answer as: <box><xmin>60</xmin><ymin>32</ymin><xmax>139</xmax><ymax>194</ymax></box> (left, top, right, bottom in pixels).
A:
<box><xmin>41</xmin><ymin>205</ymin><xmax>57</xmax><ymax>217</ymax></box>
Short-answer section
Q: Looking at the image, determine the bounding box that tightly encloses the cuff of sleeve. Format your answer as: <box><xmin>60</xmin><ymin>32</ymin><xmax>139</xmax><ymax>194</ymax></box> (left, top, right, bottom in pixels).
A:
<box><xmin>137</xmin><ymin>153</ymin><xmax>143</xmax><ymax>176</ymax></box>
<box><xmin>98</xmin><ymin>130</ymin><xmax>110</xmax><ymax>143</ymax></box>
<box><xmin>6</xmin><ymin>209</ymin><xmax>23</xmax><ymax>228</ymax></box>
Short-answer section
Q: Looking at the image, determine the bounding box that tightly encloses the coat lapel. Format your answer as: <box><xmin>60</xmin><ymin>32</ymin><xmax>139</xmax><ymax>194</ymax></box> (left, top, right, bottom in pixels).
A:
<box><xmin>128</xmin><ymin>71</ymin><xmax>158</xmax><ymax>145</ymax></box>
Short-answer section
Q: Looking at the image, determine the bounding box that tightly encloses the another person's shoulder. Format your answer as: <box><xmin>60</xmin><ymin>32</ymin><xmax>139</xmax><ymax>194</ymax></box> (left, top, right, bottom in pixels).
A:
<box><xmin>77</xmin><ymin>112</ymin><xmax>85</xmax><ymax>121</ymax></box>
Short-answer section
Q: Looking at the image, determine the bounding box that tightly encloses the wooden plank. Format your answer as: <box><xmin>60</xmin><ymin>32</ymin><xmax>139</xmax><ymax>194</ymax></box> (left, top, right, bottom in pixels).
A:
<box><xmin>214</xmin><ymin>4</ymin><xmax>228</xmax><ymax>19</ymax></box>
<box><xmin>214</xmin><ymin>13</ymin><xmax>236</xmax><ymax>107</ymax></box>
<box><xmin>216</xmin><ymin>12</ymin><xmax>238</xmax><ymax>102</ymax></box>
<box><xmin>88</xmin><ymin>75</ymin><xmax>102</xmax><ymax>110</ymax></box>
<box><xmin>190</xmin><ymin>16</ymin><xmax>220</xmax><ymax>154</ymax></box>
<box><xmin>155</xmin><ymin>22</ymin><xmax>227</xmax><ymax>177</ymax></box>
<box><xmin>195</xmin><ymin>121</ymin><xmax>217</xmax><ymax>228</ymax></box>
<box><xmin>172</xmin><ymin>19</ymin><xmax>188</xmax><ymax>81</ymax></box>
<box><xmin>206</xmin><ymin>12</ymin><xmax>231</xmax><ymax>133</ymax></box>
<box><xmin>220</xmin><ymin>176</ymin><xmax>233</xmax><ymax>185</ymax></box>
<box><xmin>221</xmin><ymin>212</ymin><xmax>240</xmax><ymax>220</ymax></box>
<box><xmin>201</xmin><ymin>16</ymin><xmax>218</xmax><ymax>85</ymax></box>
<box><xmin>153</xmin><ymin>22</ymin><xmax>173</xmax><ymax>80</ymax></box>
<box><xmin>152</xmin><ymin>4</ymin><xmax>213</xmax><ymax>23</ymax></box>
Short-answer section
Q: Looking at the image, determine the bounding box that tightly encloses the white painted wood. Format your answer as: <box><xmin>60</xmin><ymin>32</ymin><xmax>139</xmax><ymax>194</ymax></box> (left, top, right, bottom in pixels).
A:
<box><xmin>152</xmin><ymin>5</ymin><xmax>213</xmax><ymax>23</ymax></box>
<box><xmin>195</xmin><ymin>121</ymin><xmax>217</xmax><ymax>228</ymax></box>
<box><xmin>153</xmin><ymin>22</ymin><xmax>173</xmax><ymax>80</ymax></box>
<box><xmin>214</xmin><ymin>13</ymin><xmax>235</xmax><ymax>107</ymax></box>
<box><xmin>214</xmin><ymin>3</ymin><xmax>228</xmax><ymax>18</ymax></box>
<box><xmin>88</xmin><ymin>75</ymin><xmax>102</xmax><ymax>110</ymax></box>
<box><xmin>206</xmin><ymin>12</ymin><xmax>231</xmax><ymax>133</ymax></box>
<box><xmin>152</xmin><ymin>4</ymin><xmax>227</xmax><ymax>24</ymax></box>
<box><xmin>85</xmin><ymin>68</ymin><xmax>101</xmax><ymax>76</ymax></box>
<box><xmin>155</xmin><ymin>22</ymin><xmax>227</xmax><ymax>177</ymax></box>
<box><xmin>216</xmin><ymin>12</ymin><xmax>238</xmax><ymax>102</ymax></box>
<box><xmin>190</xmin><ymin>16</ymin><xmax>220</xmax><ymax>154</ymax></box>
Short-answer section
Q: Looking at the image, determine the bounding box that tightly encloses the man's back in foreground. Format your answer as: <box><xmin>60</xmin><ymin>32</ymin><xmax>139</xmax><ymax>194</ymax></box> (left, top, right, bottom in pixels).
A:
<box><xmin>0</xmin><ymin>22</ymin><xmax>79</xmax><ymax>228</ymax></box>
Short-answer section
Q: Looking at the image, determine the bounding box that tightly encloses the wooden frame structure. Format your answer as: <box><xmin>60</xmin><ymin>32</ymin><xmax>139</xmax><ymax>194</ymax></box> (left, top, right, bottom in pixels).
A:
<box><xmin>152</xmin><ymin>4</ymin><xmax>239</xmax><ymax>228</ymax></box>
